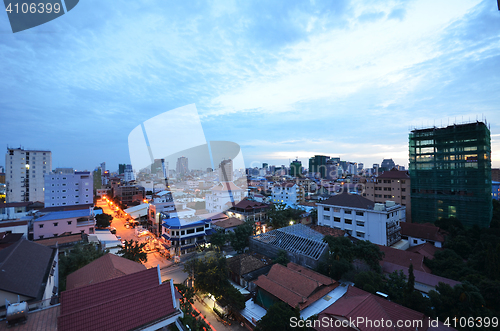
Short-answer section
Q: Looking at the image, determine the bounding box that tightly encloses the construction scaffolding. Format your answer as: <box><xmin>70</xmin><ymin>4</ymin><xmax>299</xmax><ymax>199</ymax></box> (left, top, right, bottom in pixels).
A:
<box><xmin>409</xmin><ymin>121</ymin><xmax>492</xmax><ymax>228</ymax></box>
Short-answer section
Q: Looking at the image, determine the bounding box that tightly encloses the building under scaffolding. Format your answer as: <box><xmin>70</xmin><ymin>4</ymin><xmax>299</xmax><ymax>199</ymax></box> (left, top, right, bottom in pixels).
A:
<box><xmin>409</xmin><ymin>121</ymin><xmax>492</xmax><ymax>228</ymax></box>
<box><xmin>249</xmin><ymin>224</ymin><xmax>329</xmax><ymax>269</ymax></box>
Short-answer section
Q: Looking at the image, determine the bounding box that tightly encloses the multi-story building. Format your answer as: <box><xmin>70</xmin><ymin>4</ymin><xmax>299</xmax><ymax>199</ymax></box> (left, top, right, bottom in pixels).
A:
<box><xmin>176</xmin><ymin>157</ymin><xmax>189</xmax><ymax>176</ymax></box>
<box><xmin>113</xmin><ymin>185</ymin><xmax>145</xmax><ymax>207</ymax></box>
<box><xmin>271</xmin><ymin>182</ymin><xmax>305</xmax><ymax>205</ymax></box>
<box><xmin>205</xmin><ymin>182</ymin><xmax>246</xmax><ymax>213</ymax></box>
<box><xmin>225</xmin><ymin>199</ymin><xmax>269</xmax><ymax>223</ymax></box>
<box><xmin>309</xmin><ymin>155</ymin><xmax>330</xmax><ymax>178</ymax></box>
<box><xmin>161</xmin><ymin>216</ymin><xmax>213</xmax><ymax>256</ymax></box>
<box><xmin>5</xmin><ymin>148</ymin><xmax>52</xmax><ymax>203</ymax></box>
<box><xmin>218</xmin><ymin>159</ymin><xmax>233</xmax><ymax>182</ymax></box>
<box><xmin>317</xmin><ymin>193</ymin><xmax>405</xmax><ymax>246</ymax></box>
<box><xmin>124</xmin><ymin>164</ymin><xmax>135</xmax><ymax>182</ymax></box>
<box><xmin>363</xmin><ymin>168</ymin><xmax>411</xmax><ymax>222</ymax></box>
<box><xmin>44</xmin><ymin>170</ymin><xmax>93</xmax><ymax>207</ymax></box>
<box><xmin>409</xmin><ymin>122</ymin><xmax>492</xmax><ymax>227</ymax></box>
<box><xmin>380</xmin><ymin>158</ymin><xmax>396</xmax><ymax>172</ymax></box>
<box><xmin>290</xmin><ymin>159</ymin><xmax>302</xmax><ymax>177</ymax></box>
<box><xmin>33</xmin><ymin>209</ymin><xmax>97</xmax><ymax>240</ymax></box>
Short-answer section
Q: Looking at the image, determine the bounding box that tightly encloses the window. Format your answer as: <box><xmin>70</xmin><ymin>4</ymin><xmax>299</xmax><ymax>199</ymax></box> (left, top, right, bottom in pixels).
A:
<box><xmin>356</xmin><ymin>221</ymin><xmax>365</xmax><ymax>227</ymax></box>
<box><xmin>413</xmin><ymin>239</ymin><xmax>418</xmax><ymax>244</ymax></box>
<box><xmin>345</xmin><ymin>219</ymin><xmax>352</xmax><ymax>225</ymax></box>
<box><xmin>187</xmin><ymin>229</ymin><xmax>195</xmax><ymax>234</ymax></box>
<box><xmin>356</xmin><ymin>232</ymin><xmax>365</xmax><ymax>238</ymax></box>
<box><xmin>323</xmin><ymin>215</ymin><xmax>330</xmax><ymax>220</ymax></box>
<box><xmin>196</xmin><ymin>227</ymin><xmax>204</xmax><ymax>232</ymax></box>
<box><xmin>67</xmin><ymin>221</ymin><xmax>72</xmax><ymax>225</ymax></box>
<box><xmin>39</xmin><ymin>224</ymin><xmax>44</xmax><ymax>228</ymax></box>
<box><xmin>181</xmin><ymin>230</ymin><xmax>185</xmax><ymax>235</ymax></box>
<box><xmin>356</xmin><ymin>211</ymin><xmax>364</xmax><ymax>216</ymax></box>
<box><xmin>54</xmin><ymin>222</ymin><xmax>58</xmax><ymax>226</ymax></box>
<box><xmin>344</xmin><ymin>209</ymin><xmax>351</xmax><ymax>214</ymax></box>
<box><xmin>39</xmin><ymin>235</ymin><xmax>44</xmax><ymax>239</ymax></box>
<box><xmin>324</xmin><ymin>207</ymin><xmax>330</xmax><ymax>212</ymax></box>
<box><xmin>205</xmin><ymin>224</ymin><xmax>210</xmax><ymax>228</ymax></box>
<box><xmin>334</xmin><ymin>217</ymin><xmax>341</xmax><ymax>222</ymax></box>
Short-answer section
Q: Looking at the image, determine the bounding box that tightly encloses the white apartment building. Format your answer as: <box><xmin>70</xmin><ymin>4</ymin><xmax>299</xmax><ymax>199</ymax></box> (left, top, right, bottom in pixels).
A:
<box><xmin>317</xmin><ymin>192</ymin><xmax>405</xmax><ymax>246</ymax></box>
<box><xmin>5</xmin><ymin>148</ymin><xmax>52</xmax><ymax>203</ymax></box>
<box><xmin>271</xmin><ymin>182</ymin><xmax>305</xmax><ymax>205</ymax></box>
<box><xmin>206</xmin><ymin>182</ymin><xmax>246</xmax><ymax>213</ymax></box>
<box><xmin>44</xmin><ymin>170</ymin><xmax>93</xmax><ymax>207</ymax></box>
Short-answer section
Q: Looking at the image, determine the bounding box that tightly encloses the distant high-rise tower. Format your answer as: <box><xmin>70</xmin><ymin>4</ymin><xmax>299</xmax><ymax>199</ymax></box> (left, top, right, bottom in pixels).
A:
<box><xmin>309</xmin><ymin>155</ymin><xmax>330</xmax><ymax>178</ymax></box>
<box><xmin>176</xmin><ymin>156</ymin><xmax>189</xmax><ymax>176</ymax></box>
<box><xmin>219</xmin><ymin>159</ymin><xmax>233</xmax><ymax>182</ymax></box>
<box><xmin>409</xmin><ymin>122</ymin><xmax>492</xmax><ymax>228</ymax></box>
<box><xmin>5</xmin><ymin>147</ymin><xmax>52</xmax><ymax>202</ymax></box>
<box><xmin>290</xmin><ymin>159</ymin><xmax>302</xmax><ymax>177</ymax></box>
<box><xmin>380</xmin><ymin>159</ymin><xmax>396</xmax><ymax>172</ymax></box>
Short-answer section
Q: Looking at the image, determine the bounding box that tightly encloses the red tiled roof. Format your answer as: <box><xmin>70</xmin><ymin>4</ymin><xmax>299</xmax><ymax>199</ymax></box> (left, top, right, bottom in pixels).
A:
<box><xmin>66</xmin><ymin>253</ymin><xmax>146</xmax><ymax>290</ymax></box>
<box><xmin>310</xmin><ymin>225</ymin><xmax>345</xmax><ymax>238</ymax></box>
<box><xmin>401</xmin><ymin>222</ymin><xmax>446</xmax><ymax>243</ymax></box>
<box><xmin>231</xmin><ymin>199</ymin><xmax>269</xmax><ymax>210</ymax></box>
<box><xmin>213</xmin><ymin>217</ymin><xmax>245</xmax><ymax>229</ymax></box>
<box><xmin>377</xmin><ymin>168</ymin><xmax>410</xmax><ymax>179</ymax></box>
<box><xmin>315</xmin><ymin>286</ymin><xmax>432</xmax><ymax>331</ymax></box>
<box><xmin>382</xmin><ymin>262</ymin><xmax>460</xmax><ymax>288</ymax></box>
<box><xmin>407</xmin><ymin>243</ymin><xmax>442</xmax><ymax>260</ymax></box>
<box><xmin>377</xmin><ymin>245</ymin><xmax>431</xmax><ymax>273</ymax></box>
<box><xmin>59</xmin><ymin>268</ymin><xmax>178</xmax><ymax>331</ymax></box>
<box><xmin>254</xmin><ymin>262</ymin><xmax>338</xmax><ymax>310</ymax></box>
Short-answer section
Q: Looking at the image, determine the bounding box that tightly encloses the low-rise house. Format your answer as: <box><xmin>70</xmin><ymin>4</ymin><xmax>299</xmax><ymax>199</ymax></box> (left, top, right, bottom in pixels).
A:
<box><xmin>34</xmin><ymin>233</ymin><xmax>84</xmax><ymax>253</ymax></box>
<box><xmin>401</xmin><ymin>222</ymin><xmax>446</xmax><ymax>248</ymax></box>
<box><xmin>66</xmin><ymin>253</ymin><xmax>146</xmax><ymax>290</ymax></box>
<box><xmin>313</xmin><ymin>286</ymin><xmax>454</xmax><ymax>331</ymax></box>
<box><xmin>407</xmin><ymin>242</ymin><xmax>442</xmax><ymax>260</ymax></box>
<box><xmin>317</xmin><ymin>192</ymin><xmax>406</xmax><ymax>246</ymax></box>
<box><xmin>227</xmin><ymin>252</ymin><xmax>273</xmax><ymax>290</ymax></box>
<box><xmin>33</xmin><ymin>209</ymin><xmax>98</xmax><ymax>240</ymax></box>
<box><xmin>377</xmin><ymin>245</ymin><xmax>431</xmax><ymax>273</ymax></box>
<box><xmin>161</xmin><ymin>216</ymin><xmax>213</xmax><ymax>256</ymax></box>
<box><xmin>212</xmin><ymin>217</ymin><xmax>245</xmax><ymax>233</ymax></box>
<box><xmin>205</xmin><ymin>182</ymin><xmax>246</xmax><ymax>213</ymax></box>
<box><xmin>225</xmin><ymin>199</ymin><xmax>269</xmax><ymax>223</ymax></box>
<box><xmin>58</xmin><ymin>267</ymin><xmax>183</xmax><ymax>331</ymax></box>
<box><xmin>0</xmin><ymin>219</ymin><xmax>28</xmax><ymax>238</ymax></box>
<box><xmin>382</xmin><ymin>262</ymin><xmax>460</xmax><ymax>294</ymax></box>
<box><xmin>253</xmin><ymin>262</ymin><xmax>341</xmax><ymax>319</ymax></box>
<box><xmin>0</xmin><ymin>202</ymin><xmax>42</xmax><ymax>220</ymax></box>
<box><xmin>0</xmin><ymin>239</ymin><xmax>58</xmax><ymax>309</ymax></box>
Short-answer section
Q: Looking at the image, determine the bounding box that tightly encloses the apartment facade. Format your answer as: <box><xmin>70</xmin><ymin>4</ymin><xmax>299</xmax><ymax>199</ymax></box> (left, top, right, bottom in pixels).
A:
<box><xmin>317</xmin><ymin>193</ymin><xmax>405</xmax><ymax>246</ymax></box>
<box><xmin>5</xmin><ymin>148</ymin><xmax>52</xmax><ymax>203</ymax></box>
<box><xmin>409</xmin><ymin>122</ymin><xmax>492</xmax><ymax>227</ymax></box>
<box><xmin>363</xmin><ymin>168</ymin><xmax>411</xmax><ymax>222</ymax></box>
<box><xmin>271</xmin><ymin>182</ymin><xmax>305</xmax><ymax>205</ymax></box>
<box><xmin>33</xmin><ymin>209</ymin><xmax>97</xmax><ymax>240</ymax></box>
<box><xmin>44</xmin><ymin>170</ymin><xmax>93</xmax><ymax>207</ymax></box>
<box><xmin>161</xmin><ymin>217</ymin><xmax>213</xmax><ymax>255</ymax></box>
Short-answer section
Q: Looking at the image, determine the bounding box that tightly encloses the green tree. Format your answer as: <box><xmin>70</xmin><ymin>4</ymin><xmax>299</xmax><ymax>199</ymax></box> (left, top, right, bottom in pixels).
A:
<box><xmin>117</xmin><ymin>240</ymin><xmax>148</xmax><ymax>263</ymax></box>
<box><xmin>273</xmin><ymin>249</ymin><xmax>290</xmax><ymax>266</ymax></box>
<box><xmin>95</xmin><ymin>213</ymin><xmax>113</xmax><ymax>228</ymax></box>
<box><xmin>228</xmin><ymin>221</ymin><xmax>254</xmax><ymax>254</ymax></box>
<box><xmin>209</xmin><ymin>229</ymin><xmax>227</xmax><ymax>252</ymax></box>
<box><xmin>353</xmin><ymin>240</ymin><xmax>384</xmax><ymax>273</ymax></box>
<box><xmin>255</xmin><ymin>302</ymin><xmax>300</xmax><ymax>331</ymax></box>
<box><xmin>406</xmin><ymin>263</ymin><xmax>415</xmax><ymax>298</ymax></box>
<box><xmin>59</xmin><ymin>243</ymin><xmax>107</xmax><ymax>291</ymax></box>
<box><xmin>384</xmin><ymin>270</ymin><xmax>407</xmax><ymax>303</ymax></box>
<box><xmin>354</xmin><ymin>271</ymin><xmax>384</xmax><ymax>294</ymax></box>
<box><xmin>267</xmin><ymin>203</ymin><xmax>303</xmax><ymax>229</ymax></box>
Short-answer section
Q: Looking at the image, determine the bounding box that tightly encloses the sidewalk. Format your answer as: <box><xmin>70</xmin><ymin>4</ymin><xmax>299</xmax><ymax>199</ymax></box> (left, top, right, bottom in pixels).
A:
<box><xmin>192</xmin><ymin>299</ymin><xmax>248</xmax><ymax>331</ymax></box>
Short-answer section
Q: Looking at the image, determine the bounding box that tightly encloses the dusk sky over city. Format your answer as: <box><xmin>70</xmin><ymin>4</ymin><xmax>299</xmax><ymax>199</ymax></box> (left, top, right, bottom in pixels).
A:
<box><xmin>1</xmin><ymin>0</ymin><xmax>500</xmax><ymax>172</ymax></box>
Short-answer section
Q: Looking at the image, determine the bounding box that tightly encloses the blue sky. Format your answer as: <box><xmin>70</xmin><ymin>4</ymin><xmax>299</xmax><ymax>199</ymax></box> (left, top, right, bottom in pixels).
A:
<box><xmin>1</xmin><ymin>0</ymin><xmax>500</xmax><ymax>172</ymax></box>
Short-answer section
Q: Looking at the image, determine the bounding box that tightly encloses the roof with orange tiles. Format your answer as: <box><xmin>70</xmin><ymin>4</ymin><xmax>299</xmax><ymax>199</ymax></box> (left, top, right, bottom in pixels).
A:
<box><xmin>382</xmin><ymin>262</ymin><xmax>460</xmax><ymax>288</ymax></box>
<box><xmin>0</xmin><ymin>305</ymin><xmax>60</xmax><ymax>331</ymax></box>
<box><xmin>407</xmin><ymin>242</ymin><xmax>442</xmax><ymax>260</ymax></box>
<box><xmin>377</xmin><ymin>245</ymin><xmax>431</xmax><ymax>273</ymax></box>
<box><xmin>254</xmin><ymin>262</ymin><xmax>338</xmax><ymax>310</ymax></box>
<box><xmin>231</xmin><ymin>199</ymin><xmax>269</xmax><ymax>210</ymax></box>
<box><xmin>227</xmin><ymin>252</ymin><xmax>273</xmax><ymax>276</ymax></box>
<box><xmin>401</xmin><ymin>222</ymin><xmax>446</xmax><ymax>243</ymax></box>
<box><xmin>58</xmin><ymin>268</ymin><xmax>178</xmax><ymax>331</ymax></box>
<box><xmin>66</xmin><ymin>253</ymin><xmax>147</xmax><ymax>290</ymax></box>
<box><xmin>213</xmin><ymin>217</ymin><xmax>245</xmax><ymax>229</ymax></box>
<box><xmin>314</xmin><ymin>286</ymin><xmax>433</xmax><ymax>331</ymax></box>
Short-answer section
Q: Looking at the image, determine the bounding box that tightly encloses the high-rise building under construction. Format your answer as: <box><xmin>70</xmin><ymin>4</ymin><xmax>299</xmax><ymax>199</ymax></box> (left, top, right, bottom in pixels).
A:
<box><xmin>409</xmin><ymin>121</ymin><xmax>492</xmax><ymax>228</ymax></box>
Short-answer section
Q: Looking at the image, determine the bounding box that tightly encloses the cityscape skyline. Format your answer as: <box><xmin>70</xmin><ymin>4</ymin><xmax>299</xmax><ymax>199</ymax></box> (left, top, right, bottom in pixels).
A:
<box><xmin>1</xmin><ymin>0</ymin><xmax>500</xmax><ymax>171</ymax></box>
